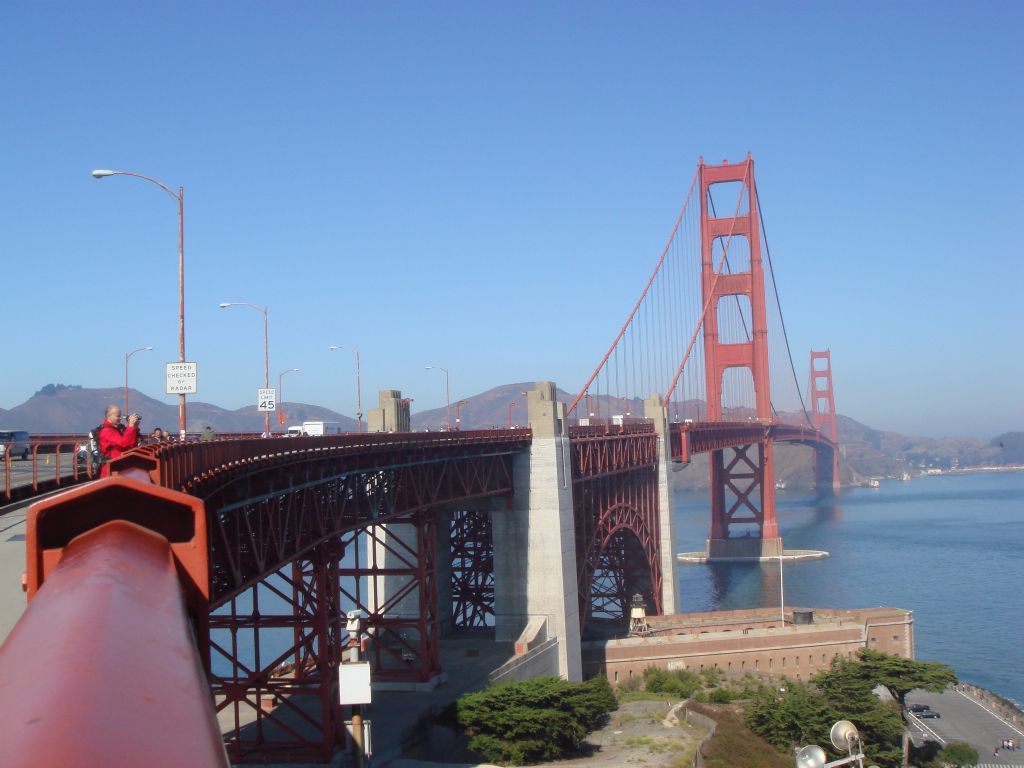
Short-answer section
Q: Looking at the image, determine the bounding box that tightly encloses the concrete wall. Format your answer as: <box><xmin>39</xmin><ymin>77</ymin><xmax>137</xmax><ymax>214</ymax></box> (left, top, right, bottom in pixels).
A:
<box><xmin>583</xmin><ymin>606</ymin><xmax>914</xmax><ymax>685</ymax></box>
<box><xmin>644</xmin><ymin>394</ymin><xmax>677</xmax><ymax>614</ymax></box>
<box><xmin>492</xmin><ymin>381</ymin><xmax>582</xmax><ymax>681</ymax></box>
<box><xmin>489</xmin><ymin>638</ymin><xmax>561</xmax><ymax>684</ymax></box>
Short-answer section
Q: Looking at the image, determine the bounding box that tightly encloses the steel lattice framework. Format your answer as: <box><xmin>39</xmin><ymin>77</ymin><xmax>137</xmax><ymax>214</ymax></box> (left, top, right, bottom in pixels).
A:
<box><xmin>568</xmin><ymin>424</ymin><xmax>662</xmax><ymax>632</ymax></box>
<box><xmin>116</xmin><ymin>430</ymin><xmax>529</xmax><ymax>763</ymax></box>
<box><xmin>449</xmin><ymin>509</ymin><xmax>495</xmax><ymax>628</ymax></box>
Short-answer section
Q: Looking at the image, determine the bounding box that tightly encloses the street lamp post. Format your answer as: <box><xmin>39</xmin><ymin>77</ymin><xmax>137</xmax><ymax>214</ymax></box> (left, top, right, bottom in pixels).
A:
<box><xmin>329</xmin><ymin>345</ymin><xmax>362</xmax><ymax>433</ymax></box>
<box><xmin>278</xmin><ymin>368</ymin><xmax>300</xmax><ymax>426</ymax></box>
<box><xmin>794</xmin><ymin>720</ymin><xmax>873</xmax><ymax>768</ymax></box>
<box><xmin>424</xmin><ymin>365</ymin><xmax>451</xmax><ymax>431</ymax></box>
<box><xmin>454</xmin><ymin>399</ymin><xmax>468</xmax><ymax>431</ymax></box>
<box><xmin>219</xmin><ymin>302</ymin><xmax>270</xmax><ymax>437</ymax></box>
<box><xmin>124</xmin><ymin>346</ymin><xmax>153</xmax><ymax>416</ymax></box>
<box><xmin>507</xmin><ymin>401</ymin><xmax>517</xmax><ymax>428</ymax></box>
<box><xmin>92</xmin><ymin>169</ymin><xmax>187</xmax><ymax>439</ymax></box>
<box><xmin>584</xmin><ymin>393</ymin><xmax>595</xmax><ymax>420</ymax></box>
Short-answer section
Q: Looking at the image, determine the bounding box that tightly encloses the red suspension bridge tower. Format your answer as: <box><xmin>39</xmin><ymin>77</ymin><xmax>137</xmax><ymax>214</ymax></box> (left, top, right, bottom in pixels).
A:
<box><xmin>700</xmin><ymin>156</ymin><xmax>782</xmax><ymax>558</ymax></box>
<box><xmin>808</xmin><ymin>349</ymin><xmax>841</xmax><ymax>491</ymax></box>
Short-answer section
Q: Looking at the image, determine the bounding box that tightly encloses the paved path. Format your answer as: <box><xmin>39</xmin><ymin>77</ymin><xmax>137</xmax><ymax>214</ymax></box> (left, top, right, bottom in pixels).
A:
<box><xmin>0</xmin><ymin>501</ymin><xmax>29</xmax><ymax>642</ymax></box>
<box><xmin>907</xmin><ymin>687</ymin><xmax>1024</xmax><ymax>765</ymax></box>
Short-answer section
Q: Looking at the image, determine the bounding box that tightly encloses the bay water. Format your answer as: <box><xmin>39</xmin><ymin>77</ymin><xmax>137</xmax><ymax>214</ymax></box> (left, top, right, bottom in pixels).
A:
<box><xmin>673</xmin><ymin>471</ymin><xmax>1024</xmax><ymax>706</ymax></box>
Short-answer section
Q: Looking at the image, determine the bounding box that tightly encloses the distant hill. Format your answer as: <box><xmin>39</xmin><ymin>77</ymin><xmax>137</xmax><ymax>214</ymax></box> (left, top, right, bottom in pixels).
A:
<box><xmin>4</xmin><ymin>382</ymin><xmax>1020</xmax><ymax>489</ymax></box>
<box><xmin>2</xmin><ymin>383</ymin><xmax>353</xmax><ymax>434</ymax></box>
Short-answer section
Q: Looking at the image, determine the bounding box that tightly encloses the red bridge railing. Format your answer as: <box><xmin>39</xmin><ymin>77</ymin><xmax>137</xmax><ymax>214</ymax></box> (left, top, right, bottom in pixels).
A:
<box><xmin>0</xmin><ymin>476</ymin><xmax>226</xmax><ymax>768</ymax></box>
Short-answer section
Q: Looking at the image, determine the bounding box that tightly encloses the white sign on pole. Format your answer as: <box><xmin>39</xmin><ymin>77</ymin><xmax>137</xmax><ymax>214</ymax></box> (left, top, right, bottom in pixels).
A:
<box><xmin>257</xmin><ymin>388</ymin><xmax>277</xmax><ymax>412</ymax></box>
<box><xmin>165</xmin><ymin>362</ymin><xmax>198</xmax><ymax>394</ymax></box>
<box><xmin>338</xmin><ymin>661</ymin><xmax>372</xmax><ymax>705</ymax></box>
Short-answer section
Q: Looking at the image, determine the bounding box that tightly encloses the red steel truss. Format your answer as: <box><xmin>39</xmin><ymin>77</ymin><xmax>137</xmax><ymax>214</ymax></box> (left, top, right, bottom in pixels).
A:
<box><xmin>449</xmin><ymin>509</ymin><xmax>495</xmax><ymax>628</ymax></box>
<box><xmin>108</xmin><ymin>430</ymin><xmax>528</xmax><ymax>763</ymax></box>
<box><xmin>569</xmin><ymin>424</ymin><xmax>662</xmax><ymax>633</ymax></box>
<box><xmin>699</xmin><ymin>157</ymin><xmax>778</xmax><ymax>547</ymax></box>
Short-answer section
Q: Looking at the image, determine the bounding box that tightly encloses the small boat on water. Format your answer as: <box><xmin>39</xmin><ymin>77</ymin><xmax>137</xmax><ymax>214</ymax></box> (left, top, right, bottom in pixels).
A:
<box><xmin>775</xmin><ymin>478</ymin><xmax>787</xmax><ymax>490</ymax></box>
<box><xmin>868</xmin><ymin>478</ymin><xmax>881</xmax><ymax>488</ymax></box>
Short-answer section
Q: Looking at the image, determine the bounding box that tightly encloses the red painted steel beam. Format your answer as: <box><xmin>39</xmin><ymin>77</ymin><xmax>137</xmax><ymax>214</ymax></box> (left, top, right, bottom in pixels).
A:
<box><xmin>0</xmin><ymin>518</ymin><xmax>225</xmax><ymax>768</ymax></box>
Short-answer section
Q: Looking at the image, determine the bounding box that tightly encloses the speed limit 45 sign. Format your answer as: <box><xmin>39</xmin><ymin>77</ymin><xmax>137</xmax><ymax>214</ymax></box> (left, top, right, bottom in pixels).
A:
<box><xmin>257</xmin><ymin>388</ymin><xmax>277</xmax><ymax>412</ymax></box>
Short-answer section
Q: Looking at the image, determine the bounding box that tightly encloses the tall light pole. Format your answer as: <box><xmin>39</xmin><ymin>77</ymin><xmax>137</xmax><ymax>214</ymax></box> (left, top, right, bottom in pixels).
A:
<box><xmin>507</xmin><ymin>401</ymin><xmax>517</xmax><ymax>428</ymax></box>
<box><xmin>424</xmin><ymin>365</ymin><xmax>451</xmax><ymax>431</ymax></box>
<box><xmin>329</xmin><ymin>345</ymin><xmax>362</xmax><ymax>433</ymax></box>
<box><xmin>92</xmin><ymin>169</ymin><xmax>187</xmax><ymax>439</ymax></box>
<box><xmin>124</xmin><ymin>346</ymin><xmax>153</xmax><ymax>416</ymax></box>
<box><xmin>278</xmin><ymin>368</ymin><xmax>299</xmax><ymax>426</ymax></box>
<box><xmin>454</xmin><ymin>399</ymin><xmax>468</xmax><ymax>431</ymax></box>
<box><xmin>219</xmin><ymin>302</ymin><xmax>270</xmax><ymax>437</ymax></box>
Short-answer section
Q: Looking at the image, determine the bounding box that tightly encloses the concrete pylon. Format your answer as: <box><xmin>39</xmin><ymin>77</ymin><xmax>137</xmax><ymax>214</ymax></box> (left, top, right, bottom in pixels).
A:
<box><xmin>643</xmin><ymin>393</ymin><xmax>676</xmax><ymax>615</ymax></box>
<box><xmin>367</xmin><ymin>389</ymin><xmax>411</xmax><ymax>433</ymax></box>
<box><xmin>493</xmin><ymin>381</ymin><xmax>582</xmax><ymax>681</ymax></box>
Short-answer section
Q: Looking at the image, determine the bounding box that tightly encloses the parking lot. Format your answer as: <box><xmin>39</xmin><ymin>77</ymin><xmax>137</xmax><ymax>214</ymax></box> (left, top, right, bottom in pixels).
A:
<box><xmin>907</xmin><ymin>687</ymin><xmax>1024</xmax><ymax>764</ymax></box>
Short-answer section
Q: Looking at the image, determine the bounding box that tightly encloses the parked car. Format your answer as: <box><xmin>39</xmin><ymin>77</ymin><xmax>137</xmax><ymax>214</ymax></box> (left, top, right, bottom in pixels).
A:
<box><xmin>914</xmin><ymin>709</ymin><xmax>941</xmax><ymax>719</ymax></box>
<box><xmin>0</xmin><ymin>430</ymin><xmax>30</xmax><ymax>461</ymax></box>
<box><xmin>908</xmin><ymin>703</ymin><xmax>930</xmax><ymax>713</ymax></box>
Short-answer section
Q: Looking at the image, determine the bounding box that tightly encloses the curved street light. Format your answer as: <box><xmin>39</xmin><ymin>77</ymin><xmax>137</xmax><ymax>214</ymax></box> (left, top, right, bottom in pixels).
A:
<box><xmin>454</xmin><ymin>399</ymin><xmax>468</xmax><ymax>431</ymax></box>
<box><xmin>219</xmin><ymin>302</ymin><xmax>270</xmax><ymax>437</ymax></box>
<box><xmin>277</xmin><ymin>368</ymin><xmax>300</xmax><ymax>426</ymax></box>
<box><xmin>424</xmin><ymin>365</ymin><xmax>451</xmax><ymax>431</ymax></box>
<box><xmin>329</xmin><ymin>345</ymin><xmax>362</xmax><ymax>433</ymax></box>
<box><xmin>92</xmin><ymin>169</ymin><xmax>187</xmax><ymax>439</ymax></box>
<box><xmin>124</xmin><ymin>346</ymin><xmax>153</xmax><ymax>416</ymax></box>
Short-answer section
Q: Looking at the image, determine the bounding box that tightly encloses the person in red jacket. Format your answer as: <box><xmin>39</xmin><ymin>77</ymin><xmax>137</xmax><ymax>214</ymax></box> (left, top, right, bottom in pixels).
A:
<box><xmin>98</xmin><ymin>405</ymin><xmax>141</xmax><ymax>477</ymax></box>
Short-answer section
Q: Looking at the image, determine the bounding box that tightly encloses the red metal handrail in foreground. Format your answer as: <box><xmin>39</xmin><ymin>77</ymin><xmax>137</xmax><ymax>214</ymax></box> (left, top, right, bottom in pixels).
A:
<box><xmin>0</xmin><ymin>477</ymin><xmax>225</xmax><ymax>768</ymax></box>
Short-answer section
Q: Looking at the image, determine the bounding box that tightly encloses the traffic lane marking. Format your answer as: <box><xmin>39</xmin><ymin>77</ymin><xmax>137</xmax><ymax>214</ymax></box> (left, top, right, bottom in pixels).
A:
<box><xmin>907</xmin><ymin>712</ymin><xmax>946</xmax><ymax>746</ymax></box>
<box><xmin>957</xmin><ymin>689</ymin><xmax>1024</xmax><ymax>739</ymax></box>
<box><xmin>909</xmin><ymin>688</ymin><xmax>1024</xmax><ymax>763</ymax></box>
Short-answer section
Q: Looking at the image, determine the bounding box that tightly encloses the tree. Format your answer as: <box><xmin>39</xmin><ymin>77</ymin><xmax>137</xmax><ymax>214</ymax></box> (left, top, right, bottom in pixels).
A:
<box><xmin>819</xmin><ymin>650</ymin><xmax>957</xmax><ymax>768</ymax></box>
<box><xmin>852</xmin><ymin>649</ymin><xmax>958</xmax><ymax>710</ymax></box>
<box><xmin>935</xmin><ymin>741</ymin><xmax>978</xmax><ymax>767</ymax></box>
<box><xmin>455</xmin><ymin>676</ymin><xmax>617</xmax><ymax>765</ymax></box>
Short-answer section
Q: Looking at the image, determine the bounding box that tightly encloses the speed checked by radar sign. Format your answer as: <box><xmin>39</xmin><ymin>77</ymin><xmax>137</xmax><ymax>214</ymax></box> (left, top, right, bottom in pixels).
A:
<box><xmin>257</xmin><ymin>388</ymin><xmax>276</xmax><ymax>411</ymax></box>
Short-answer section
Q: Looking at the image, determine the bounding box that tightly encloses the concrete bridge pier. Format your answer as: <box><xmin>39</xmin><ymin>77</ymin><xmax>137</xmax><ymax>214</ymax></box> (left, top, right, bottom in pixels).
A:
<box><xmin>493</xmin><ymin>381</ymin><xmax>582</xmax><ymax>682</ymax></box>
<box><xmin>643</xmin><ymin>393</ymin><xmax>677</xmax><ymax>615</ymax></box>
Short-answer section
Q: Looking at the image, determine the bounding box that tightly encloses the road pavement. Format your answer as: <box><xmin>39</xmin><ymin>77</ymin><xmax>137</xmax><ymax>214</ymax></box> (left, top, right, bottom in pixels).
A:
<box><xmin>0</xmin><ymin>501</ymin><xmax>29</xmax><ymax>642</ymax></box>
<box><xmin>907</xmin><ymin>687</ymin><xmax>1024</xmax><ymax>765</ymax></box>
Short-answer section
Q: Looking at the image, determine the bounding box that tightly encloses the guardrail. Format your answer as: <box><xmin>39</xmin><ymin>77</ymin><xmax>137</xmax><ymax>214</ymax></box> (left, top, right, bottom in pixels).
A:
<box><xmin>0</xmin><ymin>476</ymin><xmax>227</xmax><ymax>767</ymax></box>
<box><xmin>2</xmin><ymin>439</ymin><xmax>99</xmax><ymax>505</ymax></box>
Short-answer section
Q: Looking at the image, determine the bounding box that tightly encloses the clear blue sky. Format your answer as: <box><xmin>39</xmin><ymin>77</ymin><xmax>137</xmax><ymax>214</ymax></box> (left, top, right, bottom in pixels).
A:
<box><xmin>2</xmin><ymin>2</ymin><xmax>1021</xmax><ymax>438</ymax></box>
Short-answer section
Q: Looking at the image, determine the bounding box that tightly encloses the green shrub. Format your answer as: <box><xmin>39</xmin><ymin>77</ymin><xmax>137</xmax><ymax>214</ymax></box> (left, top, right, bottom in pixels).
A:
<box><xmin>643</xmin><ymin>666</ymin><xmax>702</xmax><ymax>698</ymax></box>
<box><xmin>455</xmin><ymin>676</ymin><xmax>617</xmax><ymax>765</ymax></box>
<box><xmin>700</xmin><ymin>666</ymin><xmax>724</xmax><ymax>687</ymax></box>
<box><xmin>935</xmin><ymin>741</ymin><xmax>979</xmax><ymax>767</ymax></box>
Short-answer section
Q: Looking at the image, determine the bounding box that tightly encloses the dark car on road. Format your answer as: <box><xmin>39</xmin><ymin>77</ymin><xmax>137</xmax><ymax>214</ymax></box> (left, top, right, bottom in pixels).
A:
<box><xmin>908</xmin><ymin>704</ymin><xmax>930</xmax><ymax>713</ymax></box>
<box><xmin>914</xmin><ymin>709</ymin><xmax>941</xmax><ymax>718</ymax></box>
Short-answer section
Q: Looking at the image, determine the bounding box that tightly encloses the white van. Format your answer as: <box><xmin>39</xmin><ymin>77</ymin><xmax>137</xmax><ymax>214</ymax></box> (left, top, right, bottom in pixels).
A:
<box><xmin>0</xmin><ymin>430</ymin><xmax>31</xmax><ymax>461</ymax></box>
<box><xmin>301</xmin><ymin>421</ymin><xmax>345</xmax><ymax>437</ymax></box>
